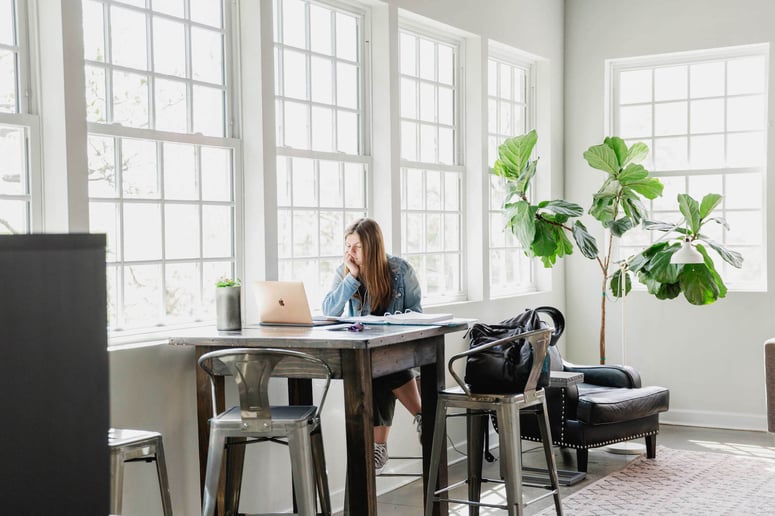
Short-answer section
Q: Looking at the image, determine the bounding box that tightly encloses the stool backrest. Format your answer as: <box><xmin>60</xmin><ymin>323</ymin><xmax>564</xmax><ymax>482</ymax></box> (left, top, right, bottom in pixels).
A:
<box><xmin>198</xmin><ymin>348</ymin><xmax>333</xmax><ymax>426</ymax></box>
<box><xmin>450</xmin><ymin>327</ymin><xmax>552</xmax><ymax>397</ymax></box>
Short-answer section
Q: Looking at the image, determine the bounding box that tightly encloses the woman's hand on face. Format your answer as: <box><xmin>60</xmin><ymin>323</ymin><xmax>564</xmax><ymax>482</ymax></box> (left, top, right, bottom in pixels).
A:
<box><xmin>344</xmin><ymin>253</ymin><xmax>360</xmax><ymax>279</ymax></box>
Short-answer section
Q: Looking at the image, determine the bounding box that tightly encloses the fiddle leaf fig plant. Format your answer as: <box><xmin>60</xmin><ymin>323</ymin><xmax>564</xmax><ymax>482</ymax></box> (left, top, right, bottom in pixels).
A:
<box><xmin>492</xmin><ymin>130</ymin><xmax>743</xmax><ymax>364</ymax></box>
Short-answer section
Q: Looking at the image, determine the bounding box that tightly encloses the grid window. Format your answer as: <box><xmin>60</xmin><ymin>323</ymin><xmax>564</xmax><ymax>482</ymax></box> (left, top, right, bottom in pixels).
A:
<box><xmin>84</xmin><ymin>0</ymin><xmax>239</xmax><ymax>331</ymax></box>
<box><xmin>273</xmin><ymin>0</ymin><xmax>368</xmax><ymax>305</ymax></box>
<box><xmin>612</xmin><ymin>46</ymin><xmax>767</xmax><ymax>290</ymax></box>
<box><xmin>399</xmin><ymin>29</ymin><xmax>463</xmax><ymax>303</ymax></box>
<box><xmin>487</xmin><ymin>53</ymin><xmax>534</xmax><ymax>296</ymax></box>
<box><xmin>0</xmin><ymin>0</ymin><xmax>35</xmax><ymax>235</ymax></box>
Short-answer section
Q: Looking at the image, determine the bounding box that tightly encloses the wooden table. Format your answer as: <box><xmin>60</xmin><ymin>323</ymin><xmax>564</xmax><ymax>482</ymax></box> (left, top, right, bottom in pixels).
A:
<box><xmin>170</xmin><ymin>321</ymin><xmax>468</xmax><ymax>515</ymax></box>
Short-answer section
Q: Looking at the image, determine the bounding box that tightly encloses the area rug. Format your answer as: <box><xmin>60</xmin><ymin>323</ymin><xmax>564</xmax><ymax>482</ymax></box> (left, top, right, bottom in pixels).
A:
<box><xmin>537</xmin><ymin>446</ymin><xmax>775</xmax><ymax>515</ymax></box>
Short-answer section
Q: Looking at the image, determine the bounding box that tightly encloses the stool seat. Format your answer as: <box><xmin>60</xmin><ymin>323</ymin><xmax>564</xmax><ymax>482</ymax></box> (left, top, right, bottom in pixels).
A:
<box><xmin>108</xmin><ymin>428</ymin><xmax>173</xmax><ymax>516</ymax></box>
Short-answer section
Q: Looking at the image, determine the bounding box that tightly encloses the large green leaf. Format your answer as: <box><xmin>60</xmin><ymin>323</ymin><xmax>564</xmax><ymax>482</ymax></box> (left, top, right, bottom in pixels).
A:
<box><xmin>498</xmin><ymin>130</ymin><xmax>537</xmax><ymax>177</ymax></box>
<box><xmin>589</xmin><ymin>195</ymin><xmax>617</xmax><ymax>224</ymax></box>
<box><xmin>644</xmin><ymin>243</ymin><xmax>682</xmax><ymax>283</ymax></box>
<box><xmin>516</xmin><ymin>158</ymin><xmax>539</xmax><ymax>195</ymax></box>
<box><xmin>609</xmin><ymin>216</ymin><xmax>635</xmax><ymax>237</ymax></box>
<box><xmin>572</xmin><ymin>220</ymin><xmax>598</xmax><ymax>259</ymax></box>
<box><xmin>624</xmin><ymin>142</ymin><xmax>649</xmax><ymax>166</ymax></box>
<box><xmin>537</xmin><ymin>199</ymin><xmax>584</xmax><ymax>217</ymax></box>
<box><xmin>699</xmin><ymin>193</ymin><xmax>722</xmax><ymax>219</ymax></box>
<box><xmin>678</xmin><ymin>264</ymin><xmax>720</xmax><ymax>305</ymax></box>
<box><xmin>626</xmin><ymin>176</ymin><xmax>664</xmax><ymax>199</ymax></box>
<box><xmin>618</xmin><ymin>163</ymin><xmax>648</xmax><ymax>183</ymax></box>
<box><xmin>507</xmin><ymin>200</ymin><xmax>536</xmax><ymax>249</ymax></box>
<box><xmin>678</xmin><ymin>193</ymin><xmax>701</xmax><ymax>234</ymax></box>
<box><xmin>604</xmin><ymin>136</ymin><xmax>628</xmax><ymax>167</ymax></box>
<box><xmin>610</xmin><ymin>268</ymin><xmax>632</xmax><ymax>297</ymax></box>
<box><xmin>700</xmin><ymin>237</ymin><xmax>744</xmax><ymax>268</ymax></box>
<box><xmin>696</xmin><ymin>244</ymin><xmax>728</xmax><ymax>298</ymax></box>
<box><xmin>583</xmin><ymin>143</ymin><xmax>620</xmax><ymax>175</ymax></box>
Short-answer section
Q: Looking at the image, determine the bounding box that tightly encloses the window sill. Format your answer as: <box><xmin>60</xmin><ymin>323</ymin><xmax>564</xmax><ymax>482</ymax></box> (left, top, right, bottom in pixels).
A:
<box><xmin>108</xmin><ymin>321</ymin><xmax>214</xmax><ymax>351</ymax></box>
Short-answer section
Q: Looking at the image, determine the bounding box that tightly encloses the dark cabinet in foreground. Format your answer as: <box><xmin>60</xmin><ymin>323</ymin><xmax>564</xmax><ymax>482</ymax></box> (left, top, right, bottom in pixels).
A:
<box><xmin>0</xmin><ymin>234</ymin><xmax>109</xmax><ymax>515</ymax></box>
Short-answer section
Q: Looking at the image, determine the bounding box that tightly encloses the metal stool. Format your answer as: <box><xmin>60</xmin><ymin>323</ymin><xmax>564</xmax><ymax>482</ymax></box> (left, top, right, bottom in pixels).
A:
<box><xmin>109</xmin><ymin>428</ymin><xmax>173</xmax><ymax>516</ymax></box>
<box><xmin>425</xmin><ymin>328</ymin><xmax>563</xmax><ymax>515</ymax></box>
<box><xmin>198</xmin><ymin>348</ymin><xmax>332</xmax><ymax>516</ymax></box>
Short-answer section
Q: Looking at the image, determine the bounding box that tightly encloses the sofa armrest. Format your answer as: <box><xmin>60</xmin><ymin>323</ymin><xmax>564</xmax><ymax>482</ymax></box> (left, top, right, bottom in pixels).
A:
<box><xmin>563</xmin><ymin>361</ymin><xmax>642</xmax><ymax>388</ymax></box>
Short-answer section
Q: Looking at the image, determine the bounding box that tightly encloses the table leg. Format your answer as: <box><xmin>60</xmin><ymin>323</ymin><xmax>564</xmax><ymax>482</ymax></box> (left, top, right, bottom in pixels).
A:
<box><xmin>341</xmin><ymin>349</ymin><xmax>377</xmax><ymax>516</ymax></box>
<box><xmin>420</xmin><ymin>335</ymin><xmax>448</xmax><ymax>516</ymax></box>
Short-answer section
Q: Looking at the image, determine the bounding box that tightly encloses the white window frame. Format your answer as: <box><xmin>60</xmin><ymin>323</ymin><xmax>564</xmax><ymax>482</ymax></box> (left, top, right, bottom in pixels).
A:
<box><xmin>608</xmin><ymin>44</ymin><xmax>769</xmax><ymax>292</ymax></box>
<box><xmin>272</xmin><ymin>0</ymin><xmax>371</xmax><ymax>307</ymax></box>
<box><xmin>85</xmin><ymin>0</ymin><xmax>243</xmax><ymax>334</ymax></box>
<box><xmin>398</xmin><ymin>21</ymin><xmax>465</xmax><ymax>305</ymax></box>
<box><xmin>486</xmin><ymin>43</ymin><xmax>537</xmax><ymax>297</ymax></box>
<box><xmin>0</xmin><ymin>0</ymin><xmax>42</xmax><ymax>234</ymax></box>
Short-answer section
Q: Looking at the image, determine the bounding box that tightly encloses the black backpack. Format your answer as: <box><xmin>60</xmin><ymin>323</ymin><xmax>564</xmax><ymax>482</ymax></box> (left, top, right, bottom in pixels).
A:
<box><xmin>464</xmin><ymin>306</ymin><xmax>565</xmax><ymax>394</ymax></box>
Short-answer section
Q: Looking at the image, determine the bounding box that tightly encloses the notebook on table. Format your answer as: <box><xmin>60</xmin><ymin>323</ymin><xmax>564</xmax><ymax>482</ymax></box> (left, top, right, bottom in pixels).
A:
<box><xmin>254</xmin><ymin>281</ymin><xmax>339</xmax><ymax>327</ymax></box>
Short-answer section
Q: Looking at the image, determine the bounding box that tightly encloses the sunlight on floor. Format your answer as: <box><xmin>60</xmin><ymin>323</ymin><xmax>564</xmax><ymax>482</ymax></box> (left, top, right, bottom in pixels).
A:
<box><xmin>689</xmin><ymin>439</ymin><xmax>775</xmax><ymax>459</ymax></box>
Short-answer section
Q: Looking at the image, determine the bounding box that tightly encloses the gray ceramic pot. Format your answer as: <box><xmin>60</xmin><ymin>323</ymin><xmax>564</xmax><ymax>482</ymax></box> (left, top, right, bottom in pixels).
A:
<box><xmin>216</xmin><ymin>286</ymin><xmax>241</xmax><ymax>331</ymax></box>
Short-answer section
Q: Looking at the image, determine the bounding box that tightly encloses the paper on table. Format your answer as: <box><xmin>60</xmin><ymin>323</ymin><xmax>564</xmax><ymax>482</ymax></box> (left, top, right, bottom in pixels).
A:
<box><xmin>343</xmin><ymin>312</ymin><xmax>454</xmax><ymax>325</ymax></box>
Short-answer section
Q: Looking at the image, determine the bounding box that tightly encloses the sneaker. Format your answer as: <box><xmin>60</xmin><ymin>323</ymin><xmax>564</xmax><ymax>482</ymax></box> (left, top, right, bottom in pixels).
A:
<box><xmin>413</xmin><ymin>413</ymin><xmax>422</xmax><ymax>444</ymax></box>
<box><xmin>374</xmin><ymin>442</ymin><xmax>388</xmax><ymax>475</ymax></box>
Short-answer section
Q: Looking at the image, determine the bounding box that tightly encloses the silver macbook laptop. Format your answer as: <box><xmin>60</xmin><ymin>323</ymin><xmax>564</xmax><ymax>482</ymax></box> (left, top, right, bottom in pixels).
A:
<box><xmin>254</xmin><ymin>281</ymin><xmax>338</xmax><ymax>326</ymax></box>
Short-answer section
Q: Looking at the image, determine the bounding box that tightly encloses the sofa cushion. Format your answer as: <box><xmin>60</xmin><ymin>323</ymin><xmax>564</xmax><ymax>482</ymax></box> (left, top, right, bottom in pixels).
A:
<box><xmin>576</xmin><ymin>385</ymin><xmax>669</xmax><ymax>425</ymax></box>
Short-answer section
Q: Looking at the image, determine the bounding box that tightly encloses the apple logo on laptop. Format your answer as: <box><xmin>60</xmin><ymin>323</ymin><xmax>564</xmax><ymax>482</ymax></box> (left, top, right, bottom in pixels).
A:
<box><xmin>278</xmin><ymin>298</ymin><xmax>285</xmax><ymax>307</ymax></box>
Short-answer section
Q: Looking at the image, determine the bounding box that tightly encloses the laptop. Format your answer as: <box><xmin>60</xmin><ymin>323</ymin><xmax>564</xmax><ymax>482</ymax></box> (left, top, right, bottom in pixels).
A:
<box><xmin>254</xmin><ymin>281</ymin><xmax>339</xmax><ymax>326</ymax></box>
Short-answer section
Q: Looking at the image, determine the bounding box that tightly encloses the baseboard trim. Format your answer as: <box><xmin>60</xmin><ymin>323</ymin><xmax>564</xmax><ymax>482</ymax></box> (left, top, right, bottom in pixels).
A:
<box><xmin>661</xmin><ymin>409</ymin><xmax>767</xmax><ymax>432</ymax></box>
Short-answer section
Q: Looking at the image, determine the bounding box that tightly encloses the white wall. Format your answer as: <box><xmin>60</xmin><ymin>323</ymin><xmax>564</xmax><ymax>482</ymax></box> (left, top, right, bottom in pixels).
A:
<box><xmin>563</xmin><ymin>0</ymin><xmax>775</xmax><ymax>431</ymax></box>
<box><xmin>107</xmin><ymin>1</ymin><xmax>566</xmax><ymax>514</ymax></box>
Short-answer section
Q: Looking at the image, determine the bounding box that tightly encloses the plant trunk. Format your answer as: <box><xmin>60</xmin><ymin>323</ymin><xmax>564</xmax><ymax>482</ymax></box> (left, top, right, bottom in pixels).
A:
<box><xmin>600</xmin><ymin>276</ymin><xmax>607</xmax><ymax>364</ymax></box>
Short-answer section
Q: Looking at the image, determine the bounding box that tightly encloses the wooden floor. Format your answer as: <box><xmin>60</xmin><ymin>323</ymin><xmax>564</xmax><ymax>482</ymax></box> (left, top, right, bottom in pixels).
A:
<box><xmin>338</xmin><ymin>424</ymin><xmax>775</xmax><ymax>515</ymax></box>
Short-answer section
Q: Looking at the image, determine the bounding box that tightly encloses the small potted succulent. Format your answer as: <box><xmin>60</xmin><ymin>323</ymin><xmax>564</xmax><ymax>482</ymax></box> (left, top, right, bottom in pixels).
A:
<box><xmin>216</xmin><ymin>277</ymin><xmax>241</xmax><ymax>331</ymax></box>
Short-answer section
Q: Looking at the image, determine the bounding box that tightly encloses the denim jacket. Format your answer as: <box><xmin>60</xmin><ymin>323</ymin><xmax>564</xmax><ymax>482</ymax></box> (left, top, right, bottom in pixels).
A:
<box><xmin>321</xmin><ymin>255</ymin><xmax>422</xmax><ymax>317</ymax></box>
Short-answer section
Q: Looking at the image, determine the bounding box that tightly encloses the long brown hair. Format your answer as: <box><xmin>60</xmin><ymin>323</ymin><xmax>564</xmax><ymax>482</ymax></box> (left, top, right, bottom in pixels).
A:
<box><xmin>345</xmin><ymin>218</ymin><xmax>392</xmax><ymax>314</ymax></box>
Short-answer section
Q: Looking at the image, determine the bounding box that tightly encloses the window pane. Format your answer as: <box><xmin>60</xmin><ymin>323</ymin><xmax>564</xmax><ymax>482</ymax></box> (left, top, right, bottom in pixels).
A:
<box><xmin>0</xmin><ymin>199</ymin><xmax>27</xmax><ymax>234</ymax></box>
<box><xmin>83</xmin><ymin>0</ymin><xmax>106</xmax><ymax>62</ymax></box>
<box><xmin>155</xmin><ymin>78</ymin><xmax>188</xmax><ymax>132</ymax></box>
<box><xmin>122</xmin><ymin>139</ymin><xmax>159</xmax><ymax>198</ymax></box>
<box><xmin>727</xmin><ymin>56</ymin><xmax>766</xmax><ymax>95</ymax></box>
<box><xmin>89</xmin><ymin>201</ymin><xmax>120</xmax><ymax>260</ymax></box>
<box><xmin>201</xmin><ymin>146</ymin><xmax>232</xmax><ymax>201</ymax></box>
<box><xmin>690</xmin><ymin>62</ymin><xmax>724</xmax><ymax>98</ymax></box>
<box><xmin>192</xmin><ymin>85</ymin><xmax>224</xmax><ymax>137</ymax></box>
<box><xmin>654</xmin><ymin>65</ymin><xmax>687</xmax><ymax>101</ymax></box>
<box><xmin>153</xmin><ymin>17</ymin><xmax>186</xmax><ymax>77</ymax></box>
<box><xmin>654</xmin><ymin>101</ymin><xmax>687</xmax><ymax>136</ymax></box>
<box><xmin>163</xmin><ymin>142</ymin><xmax>197</xmax><ymax>200</ymax></box>
<box><xmin>110</xmin><ymin>6</ymin><xmax>148</xmax><ymax>70</ymax></box>
<box><xmin>690</xmin><ymin>98</ymin><xmax>723</xmax><ymax>134</ymax></box>
<box><xmin>335</xmin><ymin>12</ymin><xmax>357</xmax><ymax>61</ymax></box>
<box><xmin>165</xmin><ymin>262</ymin><xmax>200</xmax><ymax>321</ymax></box>
<box><xmin>0</xmin><ymin>126</ymin><xmax>26</xmax><ymax>195</ymax></box>
<box><xmin>190</xmin><ymin>0</ymin><xmax>222</xmax><ymax>28</ymax></box>
<box><xmin>727</xmin><ymin>95</ymin><xmax>765</xmax><ymax>132</ymax></box>
<box><xmin>283</xmin><ymin>49</ymin><xmax>307</xmax><ymax>100</ymax></box>
<box><xmin>0</xmin><ymin>49</ymin><xmax>16</xmax><ymax>113</ymax></box>
<box><xmin>165</xmin><ymin>204</ymin><xmax>200</xmax><ymax>259</ymax></box>
<box><xmin>87</xmin><ymin>134</ymin><xmax>117</xmax><ymax>197</ymax></box>
<box><xmin>113</xmin><ymin>70</ymin><xmax>149</xmax><ymax>127</ymax></box>
<box><xmin>123</xmin><ymin>203</ymin><xmax>162</xmax><ymax>261</ymax></box>
<box><xmin>202</xmin><ymin>205</ymin><xmax>232</xmax><ymax>257</ymax></box>
<box><xmin>619</xmin><ymin>69</ymin><xmax>652</xmax><ymax>104</ymax></box>
<box><xmin>309</xmin><ymin>4</ymin><xmax>331</xmax><ymax>55</ymax></box>
<box><xmin>85</xmin><ymin>65</ymin><xmax>107</xmax><ymax>122</ymax></box>
<box><xmin>123</xmin><ymin>264</ymin><xmax>162</xmax><ymax>328</ymax></box>
<box><xmin>310</xmin><ymin>56</ymin><xmax>332</xmax><ymax>104</ymax></box>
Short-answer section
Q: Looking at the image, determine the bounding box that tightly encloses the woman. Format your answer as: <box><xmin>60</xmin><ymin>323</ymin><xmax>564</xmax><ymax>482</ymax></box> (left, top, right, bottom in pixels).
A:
<box><xmin>322</xmin><ymin>218</ymin><xmax>423</xmax><ymax>475</ymax></box>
